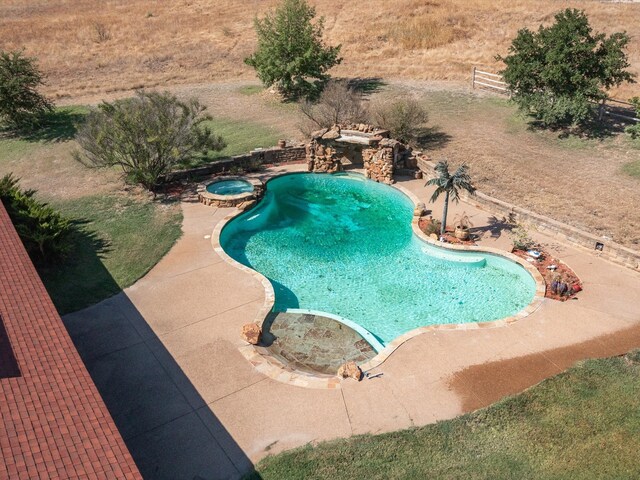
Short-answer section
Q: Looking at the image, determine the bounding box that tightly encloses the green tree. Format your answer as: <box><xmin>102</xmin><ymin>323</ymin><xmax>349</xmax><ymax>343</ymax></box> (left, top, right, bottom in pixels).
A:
<box><xmin>74</xmin><ymin>91</ymin><xmax>225</xmax><ymax>190</ymax></box>
<box><xmin>426</xmin><ymin>161</ymin><xmax>475</xmax><ymax>237</ymax></box>
<box><xmin>625</xmin><ymin>97</ymin><xmax>640</xmax><ymax>139</ymax></box>
<box><xmin>245</xmin><ymin>0</ymin><xmax>342</xmax><ymax>100</ymax></box>
<box><xmin>498</xmin><ymin>9</ymin><xmax>634</xmax><ymax>129</ymax></box>
<box><xmin>0</xmin><ymin>173</ymin><xmax>74</xmax><ymax>262</ymax></box>
<box><xmin>0</xmin><ymin>50</ymin><xmax>53</xmax><ymax>130</ymax></box>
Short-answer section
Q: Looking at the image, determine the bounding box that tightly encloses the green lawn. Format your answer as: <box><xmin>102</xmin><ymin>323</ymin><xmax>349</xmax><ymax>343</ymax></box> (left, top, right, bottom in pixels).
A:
<box><xmin>250</xmin><ymin>351</ymin><xmax>640</xmax><ymax>480</ymax></box>
<box><xmin>178</xmin><ymin>117</ymin><xmax>286</xmax><ymax>169</ymax></box>
<box><xmin>40</xmin><ymin>193</ymin><xmax>182</xmax><ymax>314</ymax></box>
<box><xmin>237</xmin><ymin>85</ymin><xmax>264</xmax><ymax>96</ymax></box>
<box><xmin>207</xmin><ymin>117</ymin><xmax>284</xmax><ymax>159</ymax></box>
<box><xmin>0</xmin><ymin>106</ymin><xmax>88</xmax><ymax>158</ymax></box>
<box><xmin>1</xmin><ymin>105</ymin><xmax>291</xmax><ymax>314</ymax></box>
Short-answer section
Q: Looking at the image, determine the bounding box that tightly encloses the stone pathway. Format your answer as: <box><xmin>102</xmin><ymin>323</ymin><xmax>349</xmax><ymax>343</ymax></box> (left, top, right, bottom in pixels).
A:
<box><xmin>63</xmin><ymin>165</ymin><xmax>640</xmax><ymax>479</ymax></box>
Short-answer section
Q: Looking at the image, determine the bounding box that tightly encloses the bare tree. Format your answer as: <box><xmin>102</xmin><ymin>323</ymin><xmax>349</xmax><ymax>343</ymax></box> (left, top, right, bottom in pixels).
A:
<box><xmin>299</xmin><ymin>79</ymin><xmax>368</xmax><ymax>135</ymax></box>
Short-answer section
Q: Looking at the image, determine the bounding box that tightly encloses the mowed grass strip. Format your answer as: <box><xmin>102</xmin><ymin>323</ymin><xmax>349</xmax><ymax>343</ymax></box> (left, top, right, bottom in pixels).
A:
<box><xmin>206</xmin><ymin>117</ymin><xmax>284</xmax><ymax>159</ymax></box>
<box><xmin>250</xmin><ymin>352</ymin><xmax>640</xmax><ymax>480</ymax></box>
<box><xmin>40</xmin><ymin>193</ymin><xmax>182</xmax><ymax>314</ymax></box>
<box><xmin>179</xmin><ymin>117</ymin><xmax>286</xmax><ymax>169</ymax></box>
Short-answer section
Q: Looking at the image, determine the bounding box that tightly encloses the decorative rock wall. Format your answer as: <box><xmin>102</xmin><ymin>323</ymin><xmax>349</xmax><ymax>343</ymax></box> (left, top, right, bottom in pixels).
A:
<box><xmin>162</xmin><ymin>143</ymin><xmax>307</xmax><ymax>183</ymax></box>
<box><xmin>307</xmin><ymin>124</ymin><xmax>421</xmax><ymax>184</ymax></box>
<box><xmin>306</xmin><ymin>140</ymin><xmax>342</xmax><ymax>173</ymax></box>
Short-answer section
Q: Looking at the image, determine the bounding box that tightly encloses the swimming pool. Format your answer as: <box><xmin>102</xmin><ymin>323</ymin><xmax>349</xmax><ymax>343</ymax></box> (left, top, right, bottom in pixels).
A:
<box><xmin>220</xmin><ymin>173</ymin><xmax>537</xmax><ymax>345</ymax></box>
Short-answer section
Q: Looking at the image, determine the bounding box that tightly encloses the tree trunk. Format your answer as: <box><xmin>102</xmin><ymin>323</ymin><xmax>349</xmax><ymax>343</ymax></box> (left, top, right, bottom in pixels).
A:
<box><xmin>440</xmin><ymin>191</ymin><xmax>449</xmax><ymax>237</ymax></box>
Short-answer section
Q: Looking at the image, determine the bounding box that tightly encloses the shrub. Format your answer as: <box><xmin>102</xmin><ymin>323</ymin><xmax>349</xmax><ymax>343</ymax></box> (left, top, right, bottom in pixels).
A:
<box><xmin>0</xmin><ymin>50</ymin><xmax>53</xmax><ymax>130</ymax></box>
<box><xmin>299</xmin><ymin>80</ymin><xmax>368</xmax><ymax>135</ymax></box>
<box><xmin>498</xmin><ymin>9</ymin><xmax>634</xmax><ymax>129</ymax></box>
<box><xmin>510</xmin><ymin>224</ymin><xmax>536</xmax><ymax>251</ymax></box>
<box><xmin>625</xmin><ymin>97</ymin><xmax>640</xmax><ymax>139</ymax></box>
<box><xmin>74</xmin><ymin>91</ymin><xmax>225</xmax><ymax>190</ymax></box>
<box><xmin>370</xmin><ymin>95</ymin><xmax>428</xmax><ymax>144</ymax></box>
<box><xmin>422</xmin><ymin>218</ymin><xmax>442</xmax><ymax>236</ymax></box>
<box><xmin>244</xmin><ymin>0</ymin><xmax>342</xmax><ymax>100</ymax></box>
<box><xmin>0</xmin><ymin>174</ymin><xmax>74</xmax><ymax>262</ymax></box>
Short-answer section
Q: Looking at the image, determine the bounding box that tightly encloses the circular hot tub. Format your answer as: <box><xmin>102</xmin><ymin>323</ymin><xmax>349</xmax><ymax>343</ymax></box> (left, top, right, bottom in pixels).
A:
<box><xmin>198</xmin><ymin>176</ymin><xmax>264</xmax><ymax>207</ymax></box>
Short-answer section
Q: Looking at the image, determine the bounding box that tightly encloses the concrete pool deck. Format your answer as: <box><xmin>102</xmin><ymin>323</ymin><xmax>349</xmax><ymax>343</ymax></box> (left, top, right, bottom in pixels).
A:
<box><xmin>63</xmin><ymin>165</ymin><xmax>640</xmax><ymax>479</ymax></box>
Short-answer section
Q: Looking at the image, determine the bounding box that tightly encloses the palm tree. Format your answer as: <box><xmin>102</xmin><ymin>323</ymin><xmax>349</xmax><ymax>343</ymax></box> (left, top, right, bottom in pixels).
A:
<box><xmin>426</xmin><ymin>160</ymin><xmax>476</xmax><ymax>237</ymax></box>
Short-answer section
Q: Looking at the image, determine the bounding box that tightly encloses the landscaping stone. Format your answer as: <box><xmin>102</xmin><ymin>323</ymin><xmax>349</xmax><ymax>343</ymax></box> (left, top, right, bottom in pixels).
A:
<box><xmin>337</xmin><ymin>361</ymin><xmax>363</xmax><ymax>381</ymax></box>
<box><xmin>241</xmin><ymin>323</ymin><xmax>262</xmax><ymax>345</ymax></box>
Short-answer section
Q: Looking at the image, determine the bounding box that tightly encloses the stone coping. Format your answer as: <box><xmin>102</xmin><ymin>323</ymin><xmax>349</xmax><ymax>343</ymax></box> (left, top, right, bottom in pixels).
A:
<box><xmin>210</xmin><ymin>172</ymin><xmax>547</xmax><ymax>389</ymax></box>
<box><xmin>198</xmin><ymin>176</ymin><xmax>263</xmax><ymax>206</ymax></box>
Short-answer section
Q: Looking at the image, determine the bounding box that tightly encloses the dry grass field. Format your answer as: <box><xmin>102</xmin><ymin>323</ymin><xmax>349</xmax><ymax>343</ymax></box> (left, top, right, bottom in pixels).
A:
<box><xmin>1</xmin><ymin>0</ymin><xmax>639</xmax><ymax>248</ymax></box>
<box><xmin>1</xmin><ymin>0</ymin><xmax>639</xmax><ymax>100</ymax></box>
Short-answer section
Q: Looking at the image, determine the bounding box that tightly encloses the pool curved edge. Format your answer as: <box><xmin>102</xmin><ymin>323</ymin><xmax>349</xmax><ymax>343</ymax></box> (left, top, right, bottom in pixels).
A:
<box><xmin>210</xmin><ymin>173</ymin><xmax>547</xmax><ymax>389</ymax></box>
<box><xmin>212</xmin><ymin>209</ymin><xmax>345</xmax><ymax>390</ymax></box>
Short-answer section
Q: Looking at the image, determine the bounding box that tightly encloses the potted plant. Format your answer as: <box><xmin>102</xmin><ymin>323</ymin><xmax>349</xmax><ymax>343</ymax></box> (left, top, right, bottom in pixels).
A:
<box><xmin>452</xmin><ymin>212</ymin><xmax>473</xmax><ymax>240</ymax></box>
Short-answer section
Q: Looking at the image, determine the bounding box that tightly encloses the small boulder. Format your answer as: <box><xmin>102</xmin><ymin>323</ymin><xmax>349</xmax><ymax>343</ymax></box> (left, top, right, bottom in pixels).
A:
<box><xmin>413</xmin><ymin>202</ymin><xmax>426</xmax><ymax>217</ymax></box>
<box><xmin>337</xmin><ymin>361</ymin><xmax>363</xmax><ymax>381</ymax></box>
<box><xmin>241</xmin><ymin>323</ymin><xmax>262</xmax><ymax>345</ymax></box>
<box><xmin>322</xmin><ymin>128</ymin><xmax>340</xmax><ymax>140</ymax></box>
<box><xmin>311</xmin><ymin>128</ymin><xmax>329</xmax><ymax>139</ymax></box>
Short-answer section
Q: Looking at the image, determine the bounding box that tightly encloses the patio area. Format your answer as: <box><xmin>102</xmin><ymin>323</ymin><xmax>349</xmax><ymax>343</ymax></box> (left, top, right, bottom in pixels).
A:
<box><xmin>63</xmin><ymin>164</ymin><xmax>640</xmax><ymax>479</ymax></box>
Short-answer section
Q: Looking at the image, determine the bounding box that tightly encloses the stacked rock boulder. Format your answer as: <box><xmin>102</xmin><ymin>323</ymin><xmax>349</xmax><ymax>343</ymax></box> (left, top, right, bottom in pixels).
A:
<box><xmin>306</xmin><ymin>137</ymin><xmax>342</xmax><ymax>173</ymax></box>
<box><xmin>306</xmin><ymin>123</ymin><xmax>422</xmax><ymax>184</ymax></box>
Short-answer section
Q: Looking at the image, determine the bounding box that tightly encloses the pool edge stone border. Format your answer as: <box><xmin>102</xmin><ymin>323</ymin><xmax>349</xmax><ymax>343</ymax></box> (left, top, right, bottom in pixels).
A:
<box><xmin>198</xmin><ymin>176</ymin><xmax>264</xmax><ymax>207</ymax></box>
<box><xmin>210</xmin><ymin>172</ymin><xmax>547</xmax><ymax>389</ymax></box>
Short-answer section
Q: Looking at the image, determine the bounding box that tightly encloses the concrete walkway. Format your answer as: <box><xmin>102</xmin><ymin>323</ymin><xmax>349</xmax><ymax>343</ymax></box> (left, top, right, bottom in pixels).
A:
<box><xmin>64</xmin><ymin>166</ymin><xmax>640</xmax><ymax>479</ymax></box>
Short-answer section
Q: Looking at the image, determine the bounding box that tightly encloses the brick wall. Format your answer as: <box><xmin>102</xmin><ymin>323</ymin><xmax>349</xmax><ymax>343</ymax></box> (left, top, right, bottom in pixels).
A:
<box><xmin>417</xmin><ymin>157</ymin><xmax>640</xmax><ymax>271</ymax></box>
<box><xmin>0</xmin><ymin>201</ymin><xmax>141</xmax><ymax>479</ymax></box>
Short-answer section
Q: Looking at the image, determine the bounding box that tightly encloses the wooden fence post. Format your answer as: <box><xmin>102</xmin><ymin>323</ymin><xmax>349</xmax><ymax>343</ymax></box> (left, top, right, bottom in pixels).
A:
<box><xmin>471</xmin><ymin>66</ymin><xmax>476</xmax><ymax>89</ymax></box>
<box><xmin>598</xmin><ymin>99</ymin><xmax>606</xmax><ymax>122</ymax></box>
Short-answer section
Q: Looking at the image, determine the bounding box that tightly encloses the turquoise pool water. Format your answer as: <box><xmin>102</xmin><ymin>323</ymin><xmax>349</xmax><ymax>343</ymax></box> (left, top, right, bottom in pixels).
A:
<box><xmin>207</xmin><ymin>179</ymin><xmax>254</xmax><ymax>195</ymax></box>
<box><xmin>220</xmin><ymin>173</ymin><xmax>536</xmax><ymax>344</ymax></box>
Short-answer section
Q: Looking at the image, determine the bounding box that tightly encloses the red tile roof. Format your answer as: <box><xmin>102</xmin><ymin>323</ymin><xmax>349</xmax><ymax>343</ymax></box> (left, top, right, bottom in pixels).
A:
<box><xmin>0</xmin><ymin>200</ymin><xmax>141</xmax><ymax>479</ymax></box>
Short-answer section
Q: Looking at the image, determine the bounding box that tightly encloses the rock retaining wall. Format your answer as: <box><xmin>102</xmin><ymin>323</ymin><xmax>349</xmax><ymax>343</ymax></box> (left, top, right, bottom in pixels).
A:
<box><xmin>306</xmin><ymin>140</ymin><xmax>342</xmax><ymax>173</ymax></box>
<box><xmin>162</xmin><ymin>144</ymin><xmax>306</xmax><ymax>183</ymax></box>
<box><xmin>417</xmin><ymin>157</ymin><xmax>640</xmax><ymax>272</ymax></box>
<box><xmin>307</xmin><ymin>124</ymin><xmax>420</xmax><ymax>184</ymax></box>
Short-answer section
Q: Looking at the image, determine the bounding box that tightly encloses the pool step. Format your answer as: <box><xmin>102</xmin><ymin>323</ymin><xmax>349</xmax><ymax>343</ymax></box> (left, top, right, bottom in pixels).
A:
<box><xmin>420</xmin><ymin>245</ymin><xmax>487</xmax><ymax>267</ymax></box>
